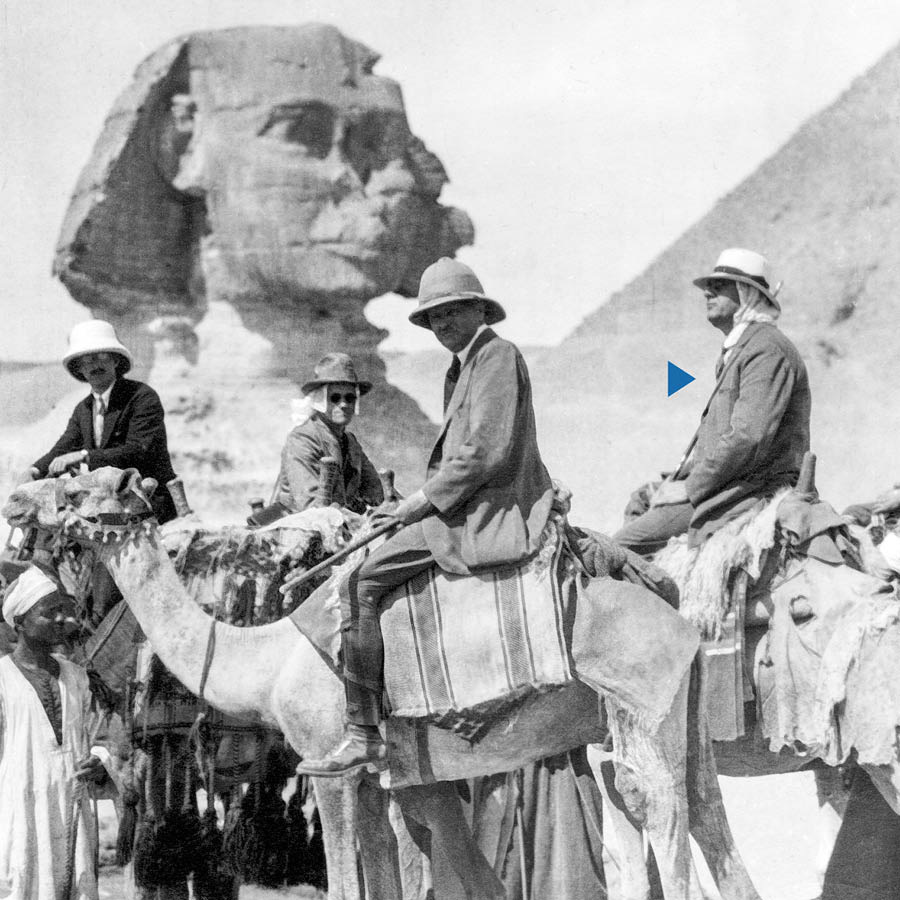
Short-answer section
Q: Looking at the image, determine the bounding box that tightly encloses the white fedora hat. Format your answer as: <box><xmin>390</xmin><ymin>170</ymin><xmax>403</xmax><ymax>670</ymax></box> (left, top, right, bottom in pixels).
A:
<box><xmin>63</xmin><ymin>320</ymin><xmax>133</xmax><ymax>381</ymax></box>
<box><xmin>693</xmin><ymin>248</ymin><xmax>781</xmax><ymax>310</ymax></box>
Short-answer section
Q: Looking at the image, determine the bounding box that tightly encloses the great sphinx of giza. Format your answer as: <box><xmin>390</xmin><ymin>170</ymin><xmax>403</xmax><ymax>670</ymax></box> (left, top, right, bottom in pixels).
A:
<box><xmin>52</xmin><ymin>24</ymin><xmax>473</xmax><ymax>515</ymax></box>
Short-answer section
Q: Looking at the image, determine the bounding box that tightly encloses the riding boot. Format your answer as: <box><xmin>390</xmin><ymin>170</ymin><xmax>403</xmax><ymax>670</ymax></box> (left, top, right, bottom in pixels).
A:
<box><xmin>296</xmin><ymin>613</ymin><xmax>387</xmax><ymax>778</ymax></box>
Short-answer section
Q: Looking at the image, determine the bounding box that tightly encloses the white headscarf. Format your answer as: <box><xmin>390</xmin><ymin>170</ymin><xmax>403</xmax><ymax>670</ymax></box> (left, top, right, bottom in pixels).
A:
<box><xmin>3</xmin><ymin>566</ymin><xmax>58</xmax><ymax>627</ymax></box>
<box><xmin>722</xmin><ymin>282</ymin><xmax>780</xmax><ymax>362</ymax></box>
<box><xmin>290</xmin><ymin>385</ymin><xmax>360</xmax><ymax>428</ymax></box>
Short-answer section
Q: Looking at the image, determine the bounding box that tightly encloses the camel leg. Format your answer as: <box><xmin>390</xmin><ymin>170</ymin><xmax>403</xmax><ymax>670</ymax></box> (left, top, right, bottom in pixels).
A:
<box><xmin>395</xmin><ymin>782</ymin><xmax>506</xmax><ymax>900</ymax></box>
<box><xmin>684</xmin><ymin>662</ymin><xmax>762</xmax><ymax>900</ymax></box>
<box><xmin>605</xmin><ymin>678</ymin><xmax>702</xmax><ymax>900</ymax></box>
<box><xmin>587</xmin><ymin>747</ymin><xmax>657</xmax><ymax>900</ymax></box>
<box><xmin>312</xmin><ymin>775</ymin><xmax>364</xmax><ymax>900</ymax></box>
<box><xmin>355</xmin><ymin>775</ymin><xmax>406</xmax><ymax>900</ymax></box>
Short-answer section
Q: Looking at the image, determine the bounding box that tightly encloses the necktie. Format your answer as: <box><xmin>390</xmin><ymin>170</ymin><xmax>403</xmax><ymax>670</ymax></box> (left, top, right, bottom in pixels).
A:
<box><xmin>443</xmin><ymin>355</ymin><xmax>461</xmax><ymax>411</ymax></box>
<box><xmin>93</xmin><ymin>397</ymin><xmax>106</xmax><ymax>447</ymax></box>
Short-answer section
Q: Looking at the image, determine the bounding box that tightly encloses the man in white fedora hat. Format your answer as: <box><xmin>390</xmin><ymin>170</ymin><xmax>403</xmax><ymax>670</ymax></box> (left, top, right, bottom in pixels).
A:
<box><xmin>615</xmin><ymin>248</ymin><xmax>811</xmax><ymax>552</ymax></box>
<box><xmin>26</xmin><ymin>320</ymin><xmax>178</xmax><ymax>524</ymax></box>
<box><xmin>299</xmin><ymin>258</ymin><xmax>554</xmax><ymax>776</ymax></box>
<box><xmin>268</xmin><ymin>351</ymin><xmax>384</xmax><ymax>518</ymax></box>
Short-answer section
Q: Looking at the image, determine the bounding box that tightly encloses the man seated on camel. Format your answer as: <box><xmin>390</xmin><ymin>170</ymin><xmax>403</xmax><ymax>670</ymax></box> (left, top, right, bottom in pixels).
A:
<box><xmin>24</xmin><ymin>320</ymin><xmax>178</xmax><ymax>525</ymax></box>
<box><xmin>615</xmin><ymin>248</ymin><xmax>811</xmax><ymax>555</ymax></box>
<box><xmin>298</xmin><ymin>258</ymin><xmax>555</xmax><ymax>776</ymax></box>
<box><xmin>0</xmin><ymin>566</ymin><xmax>113</xmax><ymax>900</ymax></box>
<box><xmin>268</xmin><ymin>352</ymin><xmax>384</xmax><ymax>519</ymax></box>
<box><xmin>22</xmin><ymin>320</ymin><xmax>180</xmax><ymax>623</ymax></box>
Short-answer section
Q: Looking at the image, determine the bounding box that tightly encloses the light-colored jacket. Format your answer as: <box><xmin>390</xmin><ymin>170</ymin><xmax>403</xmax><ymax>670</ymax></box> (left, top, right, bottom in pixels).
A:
<box><xmin>422</xmin><ymin>329</ymin><xmax>554</xmax><ymax>575</ymax></box>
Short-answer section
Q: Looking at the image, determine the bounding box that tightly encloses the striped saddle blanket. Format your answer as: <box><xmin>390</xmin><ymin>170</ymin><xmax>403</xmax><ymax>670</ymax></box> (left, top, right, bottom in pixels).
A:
<box><xmin>291</xmin><ymin>517</ymin><xmax>574</xmax><ymax>738</ymax></box>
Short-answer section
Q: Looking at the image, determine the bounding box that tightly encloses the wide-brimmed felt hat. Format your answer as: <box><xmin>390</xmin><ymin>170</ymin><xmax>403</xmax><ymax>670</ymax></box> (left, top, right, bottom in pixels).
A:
<box><xmin>692</xmin><ymin>248</ymin><xmax>781</xmax><ymax>310</ymax></box>
<box><xmin>63</xmin><ymin>320</ymin><xmax>133</xmax><ymax>380</ymax></box>
<box><xmin>301</xmin><ymin>352</ymin><xmax>372</xmax><ymax>395</ymax></box>
<box><xmin>408</xmin><ymin>258</ymin><xmax>506</xmax><ymax>330</ymax></box>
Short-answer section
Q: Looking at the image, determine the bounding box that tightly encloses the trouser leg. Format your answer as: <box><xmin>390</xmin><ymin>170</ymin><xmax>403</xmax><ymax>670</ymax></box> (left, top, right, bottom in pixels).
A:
<box><xmin>613</xmin><ymin>500</ymin><xmax>694</xmax><ymax>556</ymax></box>
<box><xmin>340</xmin><ymin>522</ymin><xmax>435</xmax><ymax>727</ymax></box>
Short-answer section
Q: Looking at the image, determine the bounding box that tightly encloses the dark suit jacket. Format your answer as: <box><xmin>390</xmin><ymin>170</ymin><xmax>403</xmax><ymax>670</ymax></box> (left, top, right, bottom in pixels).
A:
<box><xmin>684</xmin><ymin>323</ymin><xmax>811</xmax><ymax>543</ymax></box>
<box><xmin>271</xmin><ymin>413</ymin><xmax>384</xmax><ymax>514</ymax></box>
<box><xmin>421</xmin><ymin>329</ymin><xmax>554</xmax><ymax>575</ymax></box>
<box><xmin>33</xmin><ymin>378</ymin><xmax>177</xmax><ymax>522</ymax></box>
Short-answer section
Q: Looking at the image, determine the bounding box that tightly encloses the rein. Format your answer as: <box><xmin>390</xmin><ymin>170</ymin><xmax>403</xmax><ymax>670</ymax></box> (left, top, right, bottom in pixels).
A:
<box><xmin>198</xmin><ymin>617</ymin><xmax>217</xmax><ymax>702</ymax></box>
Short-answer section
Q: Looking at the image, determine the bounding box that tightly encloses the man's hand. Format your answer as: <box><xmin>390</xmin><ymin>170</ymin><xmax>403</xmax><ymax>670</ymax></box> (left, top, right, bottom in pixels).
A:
<box><xmin>48</xmin><ymin>451</ymin><xmax>86</xmax><ymax>476</ymax></box>
<box><xmin>650</xmin><ymin>479</ymin><xmax>689</xmax><ymax>507</ymax></box>
<box><xmin>73</xmin><ymin>754</ymin><xmax>107</xmax><ymax>784</ymax></box>
<box><xmin>371</xmin><ymin>489</ymin><xmax>434</xmax><ymax>529</ymax></box>
<box><xmin>17</xmin><ymin>466</ymin><xmax>40</xmax><ymax>483</ymax></box>
<box><xmin>872</xmin><ymin>487</ymin><xmax>900</xmax><ymax>515</ymax></box>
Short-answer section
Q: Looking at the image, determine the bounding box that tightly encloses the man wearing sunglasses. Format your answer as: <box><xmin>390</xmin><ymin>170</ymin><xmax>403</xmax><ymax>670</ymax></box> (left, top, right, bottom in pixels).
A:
<box><xmin>299</xmin><ymin>257</ymin><xmax>554</xmax><ymax>776</ymax></box>
<box><xmin>615</xmin><ymin>248</ymin><xmax>811</xmax><ymax>554</ymax></box>
<box><xmin>270</xmin><ymin>352</ymin><xmax>385</xmax><ymax>517</ymax></box>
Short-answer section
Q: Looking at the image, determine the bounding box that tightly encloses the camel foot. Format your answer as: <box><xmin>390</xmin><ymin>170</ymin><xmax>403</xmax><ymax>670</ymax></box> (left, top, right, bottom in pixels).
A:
<box><xmin>297</xmin><ymin>727</ymin><xmax>387</xmax><ymax>777</ymax></box>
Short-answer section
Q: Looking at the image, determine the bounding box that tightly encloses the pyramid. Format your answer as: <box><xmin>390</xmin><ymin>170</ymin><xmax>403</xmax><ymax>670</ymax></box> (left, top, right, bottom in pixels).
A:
<box><xmin>533</xmin><ymin>43</ymin><xmax>900</xmax><ymax>530</ymax></box>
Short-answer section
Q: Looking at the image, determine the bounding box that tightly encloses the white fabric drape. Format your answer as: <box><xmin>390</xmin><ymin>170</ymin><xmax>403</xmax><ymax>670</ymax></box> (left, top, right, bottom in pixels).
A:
<box><xmin>0</xmin><ymin>656</ymin><xmax>99</xmax><ymax>900</ymax></box>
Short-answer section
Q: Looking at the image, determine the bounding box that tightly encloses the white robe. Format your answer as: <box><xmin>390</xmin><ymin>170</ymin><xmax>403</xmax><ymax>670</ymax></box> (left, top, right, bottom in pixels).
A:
<box><xmin>0</xmin><ymin>655</ymin><xmax>99</xmax><ymax>900</ymax></box>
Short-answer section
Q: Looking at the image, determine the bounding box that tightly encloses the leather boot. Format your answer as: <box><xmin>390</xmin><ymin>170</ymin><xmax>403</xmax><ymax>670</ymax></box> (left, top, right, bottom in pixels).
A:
<box><xmin>296</xmin><ymin>723</ymin><xmax>387</xmax><ymax>777</ymax></box>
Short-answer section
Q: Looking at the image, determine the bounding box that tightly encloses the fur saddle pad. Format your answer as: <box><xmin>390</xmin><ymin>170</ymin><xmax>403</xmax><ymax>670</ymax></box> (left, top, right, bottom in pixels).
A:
<box><xmin>291</xmin><ymin>517</ymin><xmax>573</xmax><ymax>737</ymax></box>
<box><xmin>653</xmin><ymin>490</ymin><xmax>788</xmax><ymax>640</ymax></box>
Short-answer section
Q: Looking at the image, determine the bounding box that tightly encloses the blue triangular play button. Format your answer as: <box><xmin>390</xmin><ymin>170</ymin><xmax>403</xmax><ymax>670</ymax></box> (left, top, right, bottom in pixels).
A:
<box><xmin>667</xmin><ymin>361</ymin><xmax>695</xmax><ymax>396</ymax></box>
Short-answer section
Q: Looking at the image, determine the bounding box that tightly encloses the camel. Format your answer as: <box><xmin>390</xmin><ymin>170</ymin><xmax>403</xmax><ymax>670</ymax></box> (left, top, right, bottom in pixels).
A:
<box><xmin>605</xmin><ymin>475</ymin><xmax>900</xmax><ymax>899</ymax></box>
<box><xmin>15</xmin><ymin>507</ymin><xmax>354</xmax><ymax>900</ymax></box>
<box><xmin>3</xmin><ymin>466</ymin><xmax>767</xmax><ymax>900</ymax></box>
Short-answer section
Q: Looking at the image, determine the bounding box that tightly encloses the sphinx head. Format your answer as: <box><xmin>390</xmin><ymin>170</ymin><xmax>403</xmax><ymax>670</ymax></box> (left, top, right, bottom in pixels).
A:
<box><xmin>54</xmin><ymin>24</ymin><xmax>474</xmax><ymax>317</ymax></box>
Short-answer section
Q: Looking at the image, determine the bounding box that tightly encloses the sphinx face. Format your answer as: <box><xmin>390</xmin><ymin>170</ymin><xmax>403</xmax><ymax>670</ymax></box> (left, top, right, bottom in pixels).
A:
<box><xmin>54</xmin><ymin>25</ymin><xmax>471</xmax><ymax>316</ymax></box>
<box><xmin>155</xmin><ymin>25</ymin><xmax>463</xmax><ymax>304</ymax></box>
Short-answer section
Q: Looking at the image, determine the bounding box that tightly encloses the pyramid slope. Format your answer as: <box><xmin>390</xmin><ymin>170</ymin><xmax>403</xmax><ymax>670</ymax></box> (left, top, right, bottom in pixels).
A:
<box><xmin>534</xmin><ymin>44</ymin><xmax>900</xmax><ymax>530</ymax></box>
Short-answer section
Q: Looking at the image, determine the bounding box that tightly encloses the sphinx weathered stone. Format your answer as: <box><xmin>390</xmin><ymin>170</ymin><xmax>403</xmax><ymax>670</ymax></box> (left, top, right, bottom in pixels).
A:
<box><xmin>51</xmin><ymin>25</ymin><xmax>474</xmax><ymax>515</ymax></box>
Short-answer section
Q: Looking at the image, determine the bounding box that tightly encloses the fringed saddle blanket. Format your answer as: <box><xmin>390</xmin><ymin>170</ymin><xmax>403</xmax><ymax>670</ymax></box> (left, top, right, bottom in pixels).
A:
<box><xmin>158</xmin><ymin>506</ymin><xmax>351</xmax><ymax>623</ymax></box>
<box><xmin>291</xmin><ymin>514</ymin><xmax>574</xmax><ymax>740</ymax></box>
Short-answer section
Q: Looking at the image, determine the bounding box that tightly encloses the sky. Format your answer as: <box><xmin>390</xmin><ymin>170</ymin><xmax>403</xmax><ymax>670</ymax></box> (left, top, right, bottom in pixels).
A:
<box><xmin>3</xmin><ymin>0</ymin><xmax>900</xmax><ymax>358</ymax></box>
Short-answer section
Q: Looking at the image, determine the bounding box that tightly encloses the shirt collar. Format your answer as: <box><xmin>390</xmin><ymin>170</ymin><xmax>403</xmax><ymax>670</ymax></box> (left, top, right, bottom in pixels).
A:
<box><xmin>457</xmin><ymin>324</ymin><xmax>488</xmax><ymax>368</ymax></box>
<box><xmin>92</xmin><ymin>381</ymin><xmax>115</xmax><ymax>408</ymax></box>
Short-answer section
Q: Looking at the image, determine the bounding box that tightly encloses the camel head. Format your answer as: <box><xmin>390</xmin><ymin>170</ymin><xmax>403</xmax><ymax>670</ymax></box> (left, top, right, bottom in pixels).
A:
<box><xmin>3</xmin><ymin>467</ymin><xmax>157</xmax><ymax>541</ymax></box>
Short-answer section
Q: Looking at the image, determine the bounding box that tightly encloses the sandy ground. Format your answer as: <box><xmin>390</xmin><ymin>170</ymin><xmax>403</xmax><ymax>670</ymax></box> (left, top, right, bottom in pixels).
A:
<box><xmin>95</xmin><ymin>771</ymin><xmax>825</xmax><ymax>900</ymax></box>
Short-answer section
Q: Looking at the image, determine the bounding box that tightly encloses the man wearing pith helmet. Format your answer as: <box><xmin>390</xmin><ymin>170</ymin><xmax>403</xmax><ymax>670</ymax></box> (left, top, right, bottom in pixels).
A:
<box><xmin>299</xmin><ymin>257</ymin><xmax>554</xmax><ymax>776</ymax></box>
<box><xmin>26</xmin><ymin>320</ymin><xmax>178</xmax><ymax>525</ymax></box>
<box><xmin>615</xmin><ymin>248</ymin><xmax>811</xmax><ymax>553</ymax></box>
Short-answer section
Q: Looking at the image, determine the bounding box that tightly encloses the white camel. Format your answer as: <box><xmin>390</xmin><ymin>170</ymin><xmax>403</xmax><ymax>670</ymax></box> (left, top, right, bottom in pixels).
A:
<box><xmin>3</xmin><ymin>467</ymin><xmax>766</xmax><ymax>900</ymax></box>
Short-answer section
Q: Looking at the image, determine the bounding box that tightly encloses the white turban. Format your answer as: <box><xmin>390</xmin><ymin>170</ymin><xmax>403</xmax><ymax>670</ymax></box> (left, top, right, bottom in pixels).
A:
<box><xmin>3</xmin><ymin>566</ymin><xmax>58</xmax><ymax>627</ymax></box>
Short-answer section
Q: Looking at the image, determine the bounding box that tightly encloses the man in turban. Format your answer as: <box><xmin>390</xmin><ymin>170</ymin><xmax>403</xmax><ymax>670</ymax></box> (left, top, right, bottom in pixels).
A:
<box><xmin>0</xmin><ymin>566</ymin><xmax>113</xmax><ymax>900</ymax></box>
